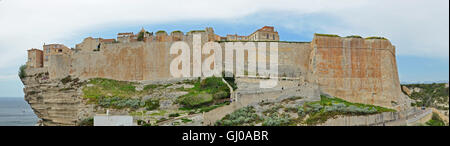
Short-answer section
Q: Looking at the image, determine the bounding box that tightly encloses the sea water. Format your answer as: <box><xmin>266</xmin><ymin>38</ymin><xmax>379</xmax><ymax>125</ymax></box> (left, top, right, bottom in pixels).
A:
<box><xmin>0</xmin><ymin>97</ymin><xmax>39</xmax><ymax>126</ymax></box>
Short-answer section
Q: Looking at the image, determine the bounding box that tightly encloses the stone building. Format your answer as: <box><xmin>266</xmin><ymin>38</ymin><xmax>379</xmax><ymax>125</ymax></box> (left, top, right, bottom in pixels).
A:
<box><xmin>43</xmin><ymin>44</ymin><xmax>70</xmax><ymax>67</ymax></box>
<box><xmin>220</xmin><ymin>26</ymin><xmax>279</xmax><ymax>41</ymax></box>
<box><xmin>248</xmin><ymin>26</ymin><xmax>279</xmax><ymax>41</ymax></box>
<box><xmin>226</xmin><ymin>34</ymin><xmax>248</xmax><ymax>41</ymax></box>
<box><xmin>26</xmin><ymin>49</ymin><xmax>43</xmax><ymax>68</ymax></box>
<box><xmin>117</xmin><ymin>32</ymin><xmax>135</xmax><ymax>43</ymax></box>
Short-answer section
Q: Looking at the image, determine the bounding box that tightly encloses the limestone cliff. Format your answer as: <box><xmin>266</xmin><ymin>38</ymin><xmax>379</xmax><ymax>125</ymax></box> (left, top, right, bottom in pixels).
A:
<box><xmin>20</xmin><ymin>68</ymin><xmax>94</xmax><ymax>126</ymax></box>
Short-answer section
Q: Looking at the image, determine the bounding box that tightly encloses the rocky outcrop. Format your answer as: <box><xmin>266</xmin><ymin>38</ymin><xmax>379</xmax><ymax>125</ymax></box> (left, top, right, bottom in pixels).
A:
<box><xmin>21</xmin><ymin>68</ymin><xmax>95</xmax><ymax>126</ymax></box>
<box><xmin>402</xmin><ymin>86</ymin><xmax>412</xmax><ymax>96</ymax></box>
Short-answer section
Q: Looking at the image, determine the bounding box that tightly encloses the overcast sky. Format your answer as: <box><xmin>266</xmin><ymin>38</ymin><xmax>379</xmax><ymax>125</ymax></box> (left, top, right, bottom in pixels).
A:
<box><xmin>0</xmin><ymin>0</ymin><xmax>448</xmax><ymax>97</ymax></box>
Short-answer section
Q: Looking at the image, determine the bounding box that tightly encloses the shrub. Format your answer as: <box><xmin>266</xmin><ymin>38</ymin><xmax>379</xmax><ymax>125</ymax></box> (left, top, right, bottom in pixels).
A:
<box><xmin>143</xmin><ymin>84</ymin><xmax>159</xmax><ymax>90</ymax></box>
<box><xmin>145</xmin><ymin>99</ymin><xmax>160</xmax><ymax>110</ymax></box>
<box><xmin>172</xmin><ymin>30</ymin><xmax>182</xmax><ymax>34</ymax></box>
<box><xmin>169</xmin><ymin>113</ymin><xmax>180</xmax><ymax>117</ymax></box>
<box><xmin>315</xmin><ymin>33</ymin><xmax>340</xmax><ymax>37</ymax></box>
<box><xmin>365</xmin><ymin>36</ymin><xmax>388</xmax><ymax>40</ymax></box>
<box><xmin>177</xmin><ymin>93</ymin><xmax>213</xmax><ymax>108</ymax></box>
<box><xmin>213</xmin><ymin>91</ymin><xmax>229</xmax><ymax>99</ymax></box>
<box><xmin>137</xmin><ymin>31</ymin><xmax>145</xmax><ymax>41</ymax></box>
<box><xmin>97</xmin><ymin>97</ymin><xmax>143</xmax><ymax>109</ymax></box>
<box><xmin>82</xmin><ymin>78</ymin><xmax>137</xmax><ymax>99</ymax></box>
<box><xmin>181</xmin><ymin>118</ymin><xmax>193</xmax><ymax>123</ymax></box>
<box><xmin>262</xmin><ymin>114</ymin><xmax>291</xmax><ymax>126</ymax></box>
<box><xmin>79</xmin><ymin>117</ymin><xmax>94</xmax><ymax>126</ymax></box>
<box><xmin>18</xmin><ymin>65</ymin><xmax>27</xmax><ymax>79</ymax></box>
<box><xmin>215</xmin><ymin>106</ymin><xmax>261</xmax><ymax>126</ymax></box>
<box><xmin>156</xmin><ymin>30</ymin><xmax>166</xmax><ymax>34</ymax></box>
<box><xmin>61</xmin><ymin>75</ymin><xmax>72</xmax><ymax>84</ymax></box>
<box><xmin>222</xmin><ymin>71</ymin><xmax>237</xmax><ymax>90</ymax></box>
<box><xmin>345</xmin><ymin>35</ymin><xmax>362</xmax><ymax>38</ymax></box>
<box><xmin>426</xmin><ymin>113</ymin><xmax>446</xmax><ymax>126</ymax></box>
<box><xmin>142</xmin><ymin>123</ymin><xmax>152</xmax><ymax>126</ymax></box>
<box><xmin>302</xmin><ymin>95</ymin><xmax>395</xmax><ymax>125</ymax></box>
<box><xmin>177</xmin><ymin>76</ymin><xmax>230</xmax><ymax>108</ymax></box>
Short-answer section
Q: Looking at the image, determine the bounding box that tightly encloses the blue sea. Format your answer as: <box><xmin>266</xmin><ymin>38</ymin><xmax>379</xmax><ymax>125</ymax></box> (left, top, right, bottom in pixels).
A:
<box><xmin>0</xmin><ymin>97</ymin><xmax>39</xmax><ymax>126</ymax></box>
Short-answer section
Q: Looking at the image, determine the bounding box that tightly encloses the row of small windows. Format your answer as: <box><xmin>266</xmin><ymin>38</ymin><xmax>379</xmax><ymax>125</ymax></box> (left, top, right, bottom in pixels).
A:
<box><xmin>266</xmin><ymin>34</ymin><xmax>276</xmax><ymax>40</ymax></box>
<box><xmin>45</xmin><ymin>48</ymin><xmax>63</xmax><ymax>53</ymax></box>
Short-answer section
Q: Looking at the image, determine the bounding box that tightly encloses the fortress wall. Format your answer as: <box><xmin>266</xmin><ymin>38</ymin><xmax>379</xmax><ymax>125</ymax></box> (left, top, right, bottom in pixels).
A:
<box><xmin>216</xmin><ymin>42</ymin><xmax>311</xmax><ymax>78</ymax></box>
<box><xmin>311</xmin><ymin>36</ymin><xmax>401</xmax><ymax>107</ymax></box>
<box><xmin>71</xmin><ymin>42</ymin><xmax>146</xmax><ymax>81</ymax></box>
<box><xmin>62</xmin><ymin>34</ymin><xmax>311</xmax><ymax>81</ymax></box>
<box><xmin>277</xmin><ymin>42</ymin><xmax>312</xmax><ymax>78</ymax></box>
<box><xmin>48</xmin><ymin>54</ymin><xmax>72</xmax><ymax>79</ymax></box>
<box><xmin>47</xmin><ymin>34</ymin><xmax>401</xmax><ymax>108</ymax></box>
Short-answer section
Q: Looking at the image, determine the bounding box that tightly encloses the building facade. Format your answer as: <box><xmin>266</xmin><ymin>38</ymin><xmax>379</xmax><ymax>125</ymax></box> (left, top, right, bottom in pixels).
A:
<box><xmin>26</xmin><ymin>49</ymin><xmax>43</xmax><ymax>68</ymax></box>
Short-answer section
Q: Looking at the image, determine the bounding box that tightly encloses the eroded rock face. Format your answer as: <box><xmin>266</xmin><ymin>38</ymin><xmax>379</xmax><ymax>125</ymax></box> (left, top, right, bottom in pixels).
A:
<box><xmin>21</xmin><ymin>68</ymin><xmax>95</xmax><ymax>126</ymax></box>
<box><xmin>402</xmin><ymin>86</ymin><xmax>412</xmax><ymax>96</ymax></box>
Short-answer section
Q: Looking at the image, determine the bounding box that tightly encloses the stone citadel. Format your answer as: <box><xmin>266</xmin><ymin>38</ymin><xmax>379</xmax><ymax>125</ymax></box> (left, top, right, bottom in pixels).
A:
<box><xmin>25</xmin><ymin>26</ymin><xmax>404</xmax><ymax>109</ymax></box>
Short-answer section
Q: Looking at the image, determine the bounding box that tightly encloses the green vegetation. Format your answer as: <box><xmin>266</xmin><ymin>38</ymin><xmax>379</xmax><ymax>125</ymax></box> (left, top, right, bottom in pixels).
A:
<box><xmin>365</xmin><ymin>36</ymin><xmax>388</xmax><ymax>40</ymax></box>
<box><xmin>137</xmin><ymin>119</ymin><xmax>152</xmax><ymax>126</ymax></box>
<box><xmin>18</xmin><ymin>65</ymin><xmax>27</xmax><ymax>79</ymax></box>
<box><xmin>403</xmin><ymin>83</ymin><xmax>449</xmax><ymax>110</ymax></box>
<box><xmin>425</xmin><ymin>112</ymin><xmax>446</xmax><ymax>126</ymax></box>
<box><xmin>61</xmin><ymin>75</ymin><xmax>79</xmax><ymax>85</ymax></box>
<box><xmin>189</xmin><ymin>30</ymin><xmax>206</xmax><ymax>33</ymax></box>
<box><xmin>314</xmin><ymin>33</ymin><xmax>340</xmax><ymax>37</ymax></box>
<box><xmin>262</xmin><ymin>114</ymin><xmax>291</xmax><ymax>126</ymax></box>
<box><xmin>171</xmin><ymin>30</ymin><xmax>182</xmax><ymax>34</ymax></box>
<box><xmin>137</xmin><ymin>31</ymin><xmax>145</xmax><ymax>41</ymax></box>
<box><xmin>145</xmin><ymin>99</ymin><xmax>160</xmax><ymax>110</ymax></box>
<box><xmin>97</xmin><ymin>97</ymin><xmax>144</xmax><ymax>109</ymax></box>
<box><xmin>156</xmin><ymin>30</ymin><xmax>166</xmax><ymax>34</ymax></box>
<box><xmin>82</xmin><ymin>78</ymin><xmax>138</xmax><ymax>100</ymax></box>
<box><xmin>95</xmin><ymin>97</ymin><xmax>160</xmax><ymax>110</ymax></box>
<box><xmin>181</xmin><ymin>118</ymin><xmax>193</xmax><ymax>123</ymax></box>
<box><xmin>78</xmin><ymin>117</ymin><xmax>94</xmax><ymax>126</ymax></box>
<box><xmin>198</xmin><ymin>101</ymin><xmax>230</xmax><ymax>113</ymax></box>
<box><xmin>176</xmin><ymin>76</ymin><xmax>230</xmax><ymax>108</ymax></box>
<box><xmin>156</xmin><ymin>117</ymin><xmax>168</xmax><ymax>123</ymax></box>
<box><xmin>215</xmin><ymin>106</ymin><xmax>262</xmax><ymax>126</ymax></box>
<box><xmin>222</xmin><ymin>71</ymin><xmax>237</xmax><ymax>90</ymax></box>
<box><xmin>301</xmin><ymin>95</ymin><xmax>396</xmax><ymax>125</ymax></box>
<box><xmin>345</xmin><ymin>35</ymin><xmax>363</xmax><ymax>38</ymax></box>
<box><xmin>143</xmin><ymin>84</ymin><xmax>159</xmax><ymax>90</ymax></box>
<box><xmin>169</xmin><ymin>113</ymin><xmax>180</xmax><ymax>117</ymax></box>
<box><xmin>81</xmin><ymin>78</ymin><xmax>167</xmax><ymax>110</ymax></box>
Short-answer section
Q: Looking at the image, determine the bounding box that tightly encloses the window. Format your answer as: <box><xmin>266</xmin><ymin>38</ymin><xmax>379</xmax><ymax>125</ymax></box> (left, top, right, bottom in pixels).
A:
<box><xmin>58</xmin><ymin>49</ymin><xmax>62</xmax><ymax>52</ymax></box>
<box><xmin>45</xmin><ymin>56</ymin><xmax>48</xmax><ymax>61</ymax></box>
<box><xmin>273</xmin><ymin>34</ymin><xmax>275</xmax><ymax>40</ymax></box>
<box><xmin>46</xmin><ymin>48</ymin><xmax>50</xmax><ymax>53</ymax></box>
<box><xmin>267</xmin><ymin>34</ymin><xmax>269</xmax><ymax>39</ymax></box>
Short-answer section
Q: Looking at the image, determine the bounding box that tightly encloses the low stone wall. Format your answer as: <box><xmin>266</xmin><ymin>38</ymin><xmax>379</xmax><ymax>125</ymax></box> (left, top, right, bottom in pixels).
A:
<box><xmin>202</xmin><ymin>80</ymin><xmax>320</xmax><ymax>125</ymax></box>
<box><xmin>406</xmin><ymin>109</ymin><xmax>432</xmax><ymax>126</ymax></box>
<box><xmin>319</xmin><ymin>112</ymin><xmax>401</xmax><ymax>126</ymax></box>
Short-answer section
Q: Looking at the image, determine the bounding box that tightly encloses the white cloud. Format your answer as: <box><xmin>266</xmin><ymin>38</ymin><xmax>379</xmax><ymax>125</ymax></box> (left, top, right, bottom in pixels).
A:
<box><xmin>0</xmin><ymin>0</ymin><xmax>448</xmax><ymax>72</ymax></box>
<box><xmin>325</xmin><ymin>0</ymin><xmax>449</xmax><ymax>59</ymax></box>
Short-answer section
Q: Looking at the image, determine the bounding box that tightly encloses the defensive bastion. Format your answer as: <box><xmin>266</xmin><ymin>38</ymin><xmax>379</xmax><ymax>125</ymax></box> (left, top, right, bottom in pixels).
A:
<box><xmin>24</xmin><ymin>26</ymin><xmax>403</xmax><ymax>109</ymax></box>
